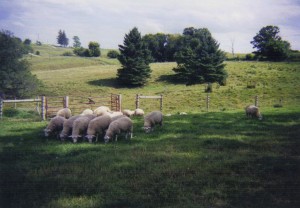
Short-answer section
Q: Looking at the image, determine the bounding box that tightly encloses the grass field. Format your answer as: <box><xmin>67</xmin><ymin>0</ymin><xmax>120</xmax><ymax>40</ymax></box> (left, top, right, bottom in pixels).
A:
<box><xmin>0</xmin><ymin>45</ymin><xmax>299</xmax><ymax>207</ymax></box>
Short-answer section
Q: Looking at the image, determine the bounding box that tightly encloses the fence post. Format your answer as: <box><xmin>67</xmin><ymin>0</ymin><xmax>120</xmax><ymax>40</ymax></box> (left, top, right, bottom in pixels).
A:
<box><xmin>206</xmin><ymin>94</ymin><xmax>210</xmax><ymax>112</ymax></box>
<box><xmin>136</xmin><ymin>94</ymin><xmax>140</xmax><ymax>109</ymax></box>
<box><xmin>64</xmin><ymin>96</ymin><xmax>69</xmax><ymax>108</ymax></box>
<box><xmin>41</xmin><ymin>96</ymin><xmax>46</xmax><ymax>120</ymax></box>
<box><xmin>0</xmin><ymin>99</ymin><xmax>3</xmax><ymax>120</ymax></box>
<box><xmin>160</xmin><ymin>94</ymin><xmax>163</xmax><ymax>111</ymax></box>
<box><xmin>255</xmin><ymin>95</ymin><xmax>258</xmax><ymax>107</ymax></box>
<box><xmin>118</xmin><ymin>94</ymin><xmax>122</xmax><ymax>111</ymax></box>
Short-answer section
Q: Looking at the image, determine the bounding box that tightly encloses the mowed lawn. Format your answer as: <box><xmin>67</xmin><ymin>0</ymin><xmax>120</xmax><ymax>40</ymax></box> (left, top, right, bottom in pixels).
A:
<box><xmin>0</xmin><ymin>107</ymin><xmax>299</xmax><ymax>208</ymax></box>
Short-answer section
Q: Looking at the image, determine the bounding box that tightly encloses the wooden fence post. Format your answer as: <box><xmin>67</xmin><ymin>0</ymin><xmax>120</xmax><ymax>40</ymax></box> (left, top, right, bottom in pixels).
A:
<box><xmin>136</xmin><ymin>94</ymin><xmax>140</xmax><ymax>109</ymax></box>
<box><xmin>41</xmin><ymin>96</ymin><xmax>46</xmax><ymax>120</ymax></box>
<box><xmin>0</xmin><ymin>99</ymin><xmax>3</xmax><ymax>120</ymax></box>
<box><xmin>206</xmin><ymin>94</ymin><xmax>210</xmax><ymax>112</ymax></box>
<box><xmin>64</xmin><ymin>96</ymin><xmax>69</xmax><ymax>108</ymax></box>
<box><xmin>255</xmin><ymin>95</ymin><xmax>258</xmax><ymax>107</ymax></box>
<box><xmin>160</xmin><ymin>94</ymin><xmax>163</xmax><ymax>111</ymax></box>
<box><xmin>118</xmin><ymin>94</ymin><xmax>122</xmax><ymax>111</ymax></box>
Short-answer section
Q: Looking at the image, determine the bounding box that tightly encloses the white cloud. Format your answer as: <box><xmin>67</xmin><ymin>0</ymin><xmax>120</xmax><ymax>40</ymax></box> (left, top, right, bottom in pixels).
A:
<box><xmin>1</xmin><ymin>0</ymin><xmax>299</xmax><ymax>52</ymax></box>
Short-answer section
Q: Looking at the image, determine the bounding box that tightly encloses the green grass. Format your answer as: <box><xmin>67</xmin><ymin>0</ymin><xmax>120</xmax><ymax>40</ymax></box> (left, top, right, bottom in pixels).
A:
<box><xmin>0</xmin><ymin>108</ymin><xmax>299</xmax><ymax>207</ymax></box>
<box><xmin>1</xmin><ymin>45</ymin><xmax>299</xmax><ymax>207</ymax></box>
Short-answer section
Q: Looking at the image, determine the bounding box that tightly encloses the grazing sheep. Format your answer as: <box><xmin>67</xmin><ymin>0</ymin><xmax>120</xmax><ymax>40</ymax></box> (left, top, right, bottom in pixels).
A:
<box><xmin>44</xmin><ymin>116</ymin><xmax>66</xmax><ymax>138</ymax></box>
<box><xmin>85</xmin><ymin>115</ymin><xmax>112</xmax><ymax>143</ymax></box>
<box><xmin>80</xmin><ymin>109</ymin><xmax>93</xmax><ymax>116</ymax></box>
<box><xmin>122</xmin><ymin>109</ymin><xmax>135</xmax><ymax>117</ymax></box>
<box><xmin>134</xmin><ymin>108</ymin><xmax>144</xmax><ymax>116</ymax></box>
<box><xmin>143</xmin><ymin>111</ymin><xmax>163</xmax><ymax>133</ymax></box>
<box><xmin>93</xmin><ymin>106</ymin><xmax>111</xmax><ymax>116</ymax></box>
<box><xmin>56</xmin><ymin>108</ymin><xmax>72</xmax><ymax>119</ymax></box>
<box><xmin>59</xmin><ymin>115</ymin><xmax>81</xmax><ymax>141</ymax></box>
<box><xmin>111</xmin><ymin>115</ymin><xmax>127</xmax><ymax>121</ymax></box>
<box><xmin>69</xmin><ymin>114</ymin><xmax>96</xmax><ymax>143</ymax></box>
<box><xmin>245</xmin><ymin>105</ymin><xmax>263</xmax><ymax>120</ymax></box>
<box><xmin>104</xmin><ymin>117</ymin><xmax>133</xmax><ymax>143</ymax></box>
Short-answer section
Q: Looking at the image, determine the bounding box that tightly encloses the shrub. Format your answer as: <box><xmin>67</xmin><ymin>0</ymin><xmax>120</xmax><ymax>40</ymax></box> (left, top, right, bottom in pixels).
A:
<box><xmin>35</xmin><ymin>51</ymin><xmax>40</xmax><ymax>55</ymax></box>
<box><xmin>245</xmin><ymin>53</ymin><xmax>254</xmax><ymax>60</ymax></box>
<box><xmin>205</xmin><ymin>83</ymin><xmax>213</xmax><ymax>93</ymax></box>
<box><xmin>107</xmin><ymin>50</ymin><xmax>119</xmax><ymax>58</ymax></box>
<box><xmin>62</xmin><ymin>51</ymin><xmax>74</xmax><ymax>56</ymax></box>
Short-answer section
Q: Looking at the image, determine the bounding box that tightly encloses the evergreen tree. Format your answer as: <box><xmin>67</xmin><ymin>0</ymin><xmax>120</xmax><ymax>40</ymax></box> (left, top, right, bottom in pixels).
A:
<box><xmin>57</xmin><ymin>30</ymin><xmax>69</xmax><ymax>47</ymax></box>
<box><xmin>88</xmin><ymin>41</ymin><xmax>101</xmax><ymax>57</ymax></box>
<box><xmin>117</xmin><ymin>27</ymin><xmax>152</xmax><ymax>86</ymax></box>
<box><xmin>173</xmin><ymin>27</ymin><xmax>227</xmax><ymax>85</ymax></box>
<box><xmin>0</xmin><ymin>30</ymin><xmax>40</xmax><ymax>98</ymax></box>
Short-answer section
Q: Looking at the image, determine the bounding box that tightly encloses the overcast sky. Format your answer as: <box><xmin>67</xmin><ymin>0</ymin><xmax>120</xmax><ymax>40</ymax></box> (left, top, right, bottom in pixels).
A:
<box><xmin>1</xmin><ymin>0</ymin><xmax>300</xmax><ymax>53</ymax></box>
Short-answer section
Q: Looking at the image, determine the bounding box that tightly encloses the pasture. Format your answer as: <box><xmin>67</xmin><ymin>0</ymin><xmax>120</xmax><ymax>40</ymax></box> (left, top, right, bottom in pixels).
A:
<box><xmin>0</xmin><ymin>45</ymin><xmax>299</xmax><ymax>207</ymax></box>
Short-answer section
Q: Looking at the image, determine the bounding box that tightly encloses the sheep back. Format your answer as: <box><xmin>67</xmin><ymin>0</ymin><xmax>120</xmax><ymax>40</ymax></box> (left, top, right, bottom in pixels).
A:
<box><xmin>134</xmin><ymin>108</ymin><xmax>144</xmax><ymax>116</ymax></box>
<box><xmin>70</xmin><ymin>114</ymin><xmax>96</xmax><ymax>143</ymax></box>
<box><xmin>93</xmin><ymin>106</ymin><xmax>111</xmax><ymax>116</ymax></box>
<box><xmin>60</xmin><ymin>115</ymin><xmax>80</xmax><ymax>140</ymax></box>
<box><xmin>80</xmin><ymin>109</ymin><xmax>93</xmax><ymax>116</ymax></box>
<box><xmin>245</xmin><ymin>105</ymin><xmax>262</xmax><ymax>120</ymax></box>
<box><xmin>56</xmin><ymin>108</ymin><xmax>72</xmax><ymax>119</ymax></box>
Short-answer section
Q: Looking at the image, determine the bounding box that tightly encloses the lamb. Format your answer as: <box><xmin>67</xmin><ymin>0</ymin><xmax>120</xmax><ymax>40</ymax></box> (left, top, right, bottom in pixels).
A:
<box><xmin>44</xmin><ymin>116</ymin><xmax>66</xmax><ymax>138</ymax></box>
<box><xmin>85</xmin><ymin>115</ymin><xmax>112</xmax><ymax>143</ymax></box>
<box><xmin>56</xmin><ymin>108</ymin><xmax>72</xmax><ymax>119</ymax></box>
<box><xmin>143</xmin><ymin>111</ymin><xmax>163</xmax><ymax>133</ymax></box>
<box><xmin>69</xmin><ymin>114</ymin><xmax>96</xmax><ymax>143</ymax></box>
<box><xmin>80</xmin><ymin>109</ymin><xmax>93</xmax><ymax>116</ymax></box>
<box><xmin>59</xmin><ymin>115</ymin><xmax>81</xmax><ymax>141</ymax></box>
<box><xmin>134</xmin><ymin>108</ymin><xmax>144</xmax><ymax>116</ymax></box>
<box><xmin>104</xmin><ymin>117</ymin><xmax>133</xmax><ymax>143</ymax></box>
<box><xmin>245</xmin><ymin>105</ymin><xmax>263</xmax><ymax>120</ymax></box>
<box><xmin>122</xmin><ymin>109</ymin><xmax>135</xmax><ymax>117</ymax></box>
<box><xmin>93</xmin><ymin>106</ymin><xmax>111</xmax><ymax>116</ymax></box>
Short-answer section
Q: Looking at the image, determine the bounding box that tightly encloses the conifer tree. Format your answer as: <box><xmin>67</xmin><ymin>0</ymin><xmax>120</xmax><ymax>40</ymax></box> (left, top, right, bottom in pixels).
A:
<box><xmin>117</xmin><ymin>27</ymin><xmax>152</xmax><ymax>86</ymax></box>
<box><xmin>173</xmin><ymin>27</ymin><xmax>227</xmax><ymax>85</ymax></box>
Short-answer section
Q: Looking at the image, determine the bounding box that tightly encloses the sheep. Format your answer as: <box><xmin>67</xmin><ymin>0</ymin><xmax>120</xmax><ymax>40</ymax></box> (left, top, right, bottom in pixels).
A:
<box><xmin>245</xmin><ymin>105</ymin><xmax>263</xmax><ymax>120</ymax></box>
<box><xmin>143</xmin><ymin>111</ymin><xmax>163</xmax><ymax>133</ymax></box>
<box><xmin>85</xmin><ymin>115</ymin><xmax>112</xmax><ymax>143</ymax></box>
<box><xmin>80</xmin><ymin>109</ymin><xmax>93</xmax><ymax>116</ymax></box>
<box><xmin>93</xmin><ymin>106</ymin><xmax>111</xmax><ymax>116</ymax></box>
<box><xmin>59</xmin><ymin>115</ymin><xmax>81</xmax><ymax>141</ymax></box>
<box><xmin>134</xmin><ymin>108</ymin><xmax>144</xmax><ymax>116</ymax></box>
<box><xmin>122</xmin><ymin>109</ymin><xmax>135</xmax><ymax>117</ymax></box>
<box><xmin>69</xmin><ymin>114</ymin><xmax>96</xmax><ymax>143</ymax></box>
<box><xmin>44</xmin><ymin>116</ymin><xmax>66</xmax><ymax>138</ymax></box>
<box><xmin>56</xmin><ymin>108</ymin><xmax>72</xmax><ymax>119</ymax></box>
<box><xmin>111</xmin><ymin>114</ymin><xmax>127</xmax><ymax>121</ymax></box>
<box><xmin>104</xmin><ymin>117</ymin><xmax>133</xmax><ymax>143</ymax></box>
<box><xmin>107</xmin><ymin>111</ymin><xmax>124</xmax><ymax>118</ymax></box>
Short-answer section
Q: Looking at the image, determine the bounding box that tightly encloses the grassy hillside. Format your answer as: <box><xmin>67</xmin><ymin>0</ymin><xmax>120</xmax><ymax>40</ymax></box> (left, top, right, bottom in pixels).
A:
<box><xmin>28</xmin><ymin>45</ymin><xmax>300</xmax><ymax>114</ymax></box>
<box><xmin>0</xmin><ymin>108</ymin><xmax>299</xmax><ymax>207</ymax></box>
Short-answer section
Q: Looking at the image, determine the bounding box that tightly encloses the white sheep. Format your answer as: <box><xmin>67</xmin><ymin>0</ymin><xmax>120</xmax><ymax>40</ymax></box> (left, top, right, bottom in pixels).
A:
<box><xmin>143</xmin><ymin>111</ymin><xmax>163</xmax><ymax>133</ymax></box>
<box><xmin>107</xmin><ymin>111</ymin><xmax>124</xmax><ymax>118</ymax></box>
<box><xmin>80</xmin><ymin>109</ymin><xmax>93</xmax><ymax>116</ymax></box>
<box><xmin>134</xmin><ymin>108</ymin><xmax>144</xmax><ymax>116</ymax></box>
<box><xmin>104</xmin><ymin>117</ymin><xmax>133</xmax><ymax>143</ymax></box>
<box><xmin>93</xmin><ymin>106</ymin><xmax>111</xmax><ymax>116</ymax></box>
<box><xmin>122</xmin><ymin>109</ymin><xmax>135</xmax><ymax>117</ymax></box>
<box><xmin>85</xmin><ymin>115</ymin><xmax>112</xmax><ymax>143</ymax></box>
<box><xmin>56</xmin><ymin>108</ymin><xmax>72</xmax><ymax>119</ymax></box>
<box><xmin>44</xmin><ymin>116</ymin><xmax>66</xmax><ymax>138</ymax></box>
<box><xmin>69</xmin><ymin>114</ymin><xmax>96</xmax><ymax>143</ymax></box>
<box><xmin>59</xmin><ymin>115</ymin><xmax>81</xmax><ymax>141</ymax></box>
<box><xmin>245</xmin><ymin>105</ymin><xmax>263</xmax><ymax>120</ymax></box>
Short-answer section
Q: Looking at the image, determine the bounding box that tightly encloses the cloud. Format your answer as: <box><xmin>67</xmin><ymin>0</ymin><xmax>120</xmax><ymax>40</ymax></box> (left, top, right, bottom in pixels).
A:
<box><xmin>1</xmin><ymin>0</ymin><xmax>299</xmax><ymax>52</ymax></box>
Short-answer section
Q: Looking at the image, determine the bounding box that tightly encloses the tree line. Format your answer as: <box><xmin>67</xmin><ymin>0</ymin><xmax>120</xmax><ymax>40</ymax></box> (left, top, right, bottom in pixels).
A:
<box><xmin>0</xmin><ymin>25</ymin><xmax>294</xmax><ymax>98</ymax></box>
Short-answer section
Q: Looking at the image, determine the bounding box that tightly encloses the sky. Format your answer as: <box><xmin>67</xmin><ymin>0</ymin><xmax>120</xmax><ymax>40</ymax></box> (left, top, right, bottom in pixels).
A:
<box><xmin>1</xmin><ymin>0</ymin><xmax>300</xmax><ymax>53</ymax></box>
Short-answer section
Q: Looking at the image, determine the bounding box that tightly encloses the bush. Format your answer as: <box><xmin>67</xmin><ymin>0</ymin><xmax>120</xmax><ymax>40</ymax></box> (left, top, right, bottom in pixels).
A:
<box><xmin>62</xmin><ymin>51</ymin><xmax>74</xmax><ymax>56</ymax></box>
<box><xmin>35</xmin><ymin>51</ymin><xmax>40</xmax><ymax>55</ymax></box>
<box><xmin>107</xmin><ymin>50</ymin><xmax>119</xmax><ymax>58</ymax></box>
<box><xmin>205</xmin><ymin>83</ymin><xmax>213</xmax><ymax>93</ymax></box>
<box><xmin>245</xmin><ymin>53</ymin><xmax>254</xmax><ymax>60</ymax></box>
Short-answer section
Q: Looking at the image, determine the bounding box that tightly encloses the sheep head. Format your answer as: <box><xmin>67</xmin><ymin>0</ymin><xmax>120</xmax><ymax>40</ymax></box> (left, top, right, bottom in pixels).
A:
<box><xmin>85</xmin><ymin>135</ymin><xmax>96</xmax><ymax>143</ymax></box>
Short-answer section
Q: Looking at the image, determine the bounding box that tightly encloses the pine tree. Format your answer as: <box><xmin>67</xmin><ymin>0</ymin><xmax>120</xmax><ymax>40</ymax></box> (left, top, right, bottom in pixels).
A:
<box><xmin>57</xmin><ymin>30</ymin><xmax>69</xmax><ymax>47</ymax></box>
<box><xmin>117</xmin><ymin>27</ymin><xmax>152</xmax><ymax>86</ymax></box>
<box><xmin>173</xmin><ymin>28</ymin><xmax>227</xmax><ymax>85</ymax></box>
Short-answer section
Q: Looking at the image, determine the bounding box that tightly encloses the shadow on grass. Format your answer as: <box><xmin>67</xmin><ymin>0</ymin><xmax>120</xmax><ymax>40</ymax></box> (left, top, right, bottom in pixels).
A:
<box><xmin>157</xmin><ymin>74</ymin><xmax>187</xmax><ymax>85</ymax></box>
<box><xmin>88</xmin><ymin>78</ymin><xmax>141</xmax><ymax>89</ymax></box>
